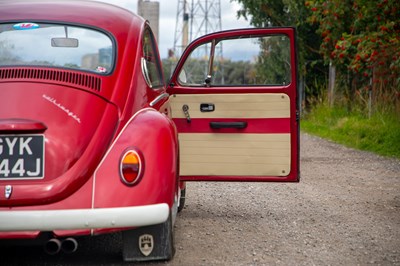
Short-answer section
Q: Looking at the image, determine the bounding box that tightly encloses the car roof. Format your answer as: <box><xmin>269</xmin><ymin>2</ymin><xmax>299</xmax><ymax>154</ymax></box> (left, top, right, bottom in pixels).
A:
<box><xmin>0</xmin><ymin>0</ymin><xmax>144</xmax><ymax>36</ymax></box>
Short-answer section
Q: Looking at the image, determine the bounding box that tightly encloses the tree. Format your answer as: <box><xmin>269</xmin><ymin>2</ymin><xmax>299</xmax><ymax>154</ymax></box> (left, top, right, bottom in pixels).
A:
<box><xmin>233</xmin><ymin>0</ymin><xmax>327</xmax><ymax>106</ymax></box>
<box><xmin>307</xmin><ymin>0</ymin><xmax>400</xmax><ymax>113</ymax></box>
<box><xmin>255</xmin><ymin>35</ymin><xmax>292</xmax><ymax>85</ymax></box>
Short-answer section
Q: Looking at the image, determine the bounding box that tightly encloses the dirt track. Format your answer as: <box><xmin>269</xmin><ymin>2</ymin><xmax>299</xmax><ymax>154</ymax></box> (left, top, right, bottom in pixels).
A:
<box><xmin>1</xmin><ymin>133</ymin><xmax>399</xmax><ymax>265</ymax></box>
<box><xmin>168</xmin><ymin>133</ymin><xmax>400</xmax><ymax>265</ymax></box>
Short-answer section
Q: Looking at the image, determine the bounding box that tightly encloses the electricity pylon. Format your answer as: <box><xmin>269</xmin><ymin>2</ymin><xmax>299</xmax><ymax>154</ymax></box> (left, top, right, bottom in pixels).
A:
<box><xmin>171</xmin><ymin>0</ymin><xmax>223</xmax><ymax>84</ymax></box>
<box><xmin>172</xmin><ymin>0</ymin><xmax>222</xmax><ymax>58</ymax></box>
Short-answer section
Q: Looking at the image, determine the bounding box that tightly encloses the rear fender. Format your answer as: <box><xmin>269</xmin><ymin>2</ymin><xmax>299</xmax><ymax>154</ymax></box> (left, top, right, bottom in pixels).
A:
<box><xmin>93</xmin><ymin>108</ymin><xmax>179</xmax><ymax>209</ymax></box>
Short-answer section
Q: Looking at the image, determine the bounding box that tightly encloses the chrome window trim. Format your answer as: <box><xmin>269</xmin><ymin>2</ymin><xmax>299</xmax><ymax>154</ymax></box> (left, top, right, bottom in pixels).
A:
<box><xmin>141</xmin><ymin>57</ymin><xmax>152</xmax><ymax>88</ymax></box>
<box><xmin>150</xmin><ymin>93</ymin><xmax>169</xmax><ymax>107</ymax></box>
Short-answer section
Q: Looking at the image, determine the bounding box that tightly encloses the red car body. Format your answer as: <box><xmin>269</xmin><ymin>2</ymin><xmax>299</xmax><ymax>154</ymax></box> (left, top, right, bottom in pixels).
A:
<box><xmin>0</xmin><ymin>0</ymin><xmax>299</xmax><ymax>262</ymax></box>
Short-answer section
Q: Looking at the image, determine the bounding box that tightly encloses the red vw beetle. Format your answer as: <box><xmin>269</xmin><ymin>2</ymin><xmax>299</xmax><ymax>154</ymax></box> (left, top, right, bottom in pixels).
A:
<box><xmin>0</xmin><ymin>0</ymin><xmax>299</xmax><ymax>262</ymax></box>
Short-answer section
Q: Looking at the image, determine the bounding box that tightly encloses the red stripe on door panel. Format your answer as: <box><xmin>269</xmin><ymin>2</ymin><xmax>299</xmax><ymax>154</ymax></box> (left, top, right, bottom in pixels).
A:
<box><xmin>173</xmin><ymin>118</ymin><xmax>290</xmax><ymax>134</ymax></box>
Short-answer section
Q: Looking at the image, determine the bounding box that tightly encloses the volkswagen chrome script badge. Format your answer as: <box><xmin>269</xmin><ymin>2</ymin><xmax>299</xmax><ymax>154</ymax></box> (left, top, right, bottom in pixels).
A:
<box><xmin>139</xmin><ymin>234</ymin><xmax>153</xmax><ymax>256</ymax></box>
<box><xmin>5</xmin><ymin>185</ymin><xmax>12</xmax><ymax>199</ymax></box>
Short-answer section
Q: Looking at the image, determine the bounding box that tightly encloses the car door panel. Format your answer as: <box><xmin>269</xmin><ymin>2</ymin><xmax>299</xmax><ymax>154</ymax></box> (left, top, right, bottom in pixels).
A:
<box><xmin>170</xmin><ymin>93</ymin><xmax>291</xmax><ymax>177</ymax></box>
<box><xmin>168</xmin><ymin>28</ymin><xmax>299</xmax><ymax>182</ymax></box>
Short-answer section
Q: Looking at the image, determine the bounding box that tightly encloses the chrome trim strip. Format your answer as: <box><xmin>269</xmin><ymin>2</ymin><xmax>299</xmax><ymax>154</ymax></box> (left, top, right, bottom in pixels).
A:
<box><xmin>150</xmin><ymin>93</ymin><xmax>169</xmax><ymax>107</ymax></box>
<box><xmin>141</xmin><ymin>57</ymin><xmax>152</xmax><ymax>88</ymax></box>
<box><xmin>0</xmin><ymin>203</ymin><xmax>169</xmax><ymax>231</ymax></box>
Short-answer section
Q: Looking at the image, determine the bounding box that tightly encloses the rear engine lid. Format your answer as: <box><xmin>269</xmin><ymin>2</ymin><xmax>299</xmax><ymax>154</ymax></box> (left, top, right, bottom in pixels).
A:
<box><xmin>0</xmin><ymin>82</ymin><xmax>119</xmax><ymax>206</ymax></box>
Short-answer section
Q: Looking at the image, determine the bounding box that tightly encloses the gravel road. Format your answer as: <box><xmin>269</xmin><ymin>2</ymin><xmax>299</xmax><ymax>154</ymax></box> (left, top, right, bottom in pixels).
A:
<box><xmin>1</xmin><ymin>133</ymin><xmax>399</xmax><ymax>265</ymax></box>
<box><xmin>168</xmin><ymin>133</ymin><xmax>400</xmax><ymax>265</ymax></box>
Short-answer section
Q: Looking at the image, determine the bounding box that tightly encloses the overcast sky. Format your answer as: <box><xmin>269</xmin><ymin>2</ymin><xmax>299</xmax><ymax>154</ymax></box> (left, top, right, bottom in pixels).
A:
<box><xmin>95</xmin><ymin>0</ymin><xmax>251</xmax><ymax>58</ymax></box>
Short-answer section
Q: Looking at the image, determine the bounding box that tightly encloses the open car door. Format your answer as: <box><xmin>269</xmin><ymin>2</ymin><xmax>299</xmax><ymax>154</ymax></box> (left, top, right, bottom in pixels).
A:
<box><xmin>168</xmin><ymin>28</ymin><xmax>299</xmax><ymax>182</ymax></box>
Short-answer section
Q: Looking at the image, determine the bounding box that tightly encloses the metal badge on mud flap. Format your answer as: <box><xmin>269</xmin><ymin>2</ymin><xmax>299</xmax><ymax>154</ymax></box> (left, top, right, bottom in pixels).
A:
<box><xmin>139</xmin><ymin>234</ymin><xmax>154</xmax><ymax>256</ymax></box>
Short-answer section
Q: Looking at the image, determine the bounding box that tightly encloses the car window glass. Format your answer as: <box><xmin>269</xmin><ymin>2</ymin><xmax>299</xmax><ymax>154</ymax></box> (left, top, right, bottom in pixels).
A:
<box><xmin>0</xmin><ymin>23</ymin><xmax>114</xmax><ymax>74</ymax></box>
<box><xmin>142</xmin><ymin>28</ymin><xmax>164</xmax><ymax>88</ymax></box>
<box><xmin>178</xmin><ymin>34</ymin><xmax>291</xmax><ymax>87</ymax></box>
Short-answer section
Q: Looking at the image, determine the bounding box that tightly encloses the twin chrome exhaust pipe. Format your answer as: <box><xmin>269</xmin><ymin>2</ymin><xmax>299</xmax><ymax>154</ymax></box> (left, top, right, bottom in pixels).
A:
<box><xmin>44</xmin><ymin>237</ymin><xmax>78</xmax><ymax>255</ymax></box>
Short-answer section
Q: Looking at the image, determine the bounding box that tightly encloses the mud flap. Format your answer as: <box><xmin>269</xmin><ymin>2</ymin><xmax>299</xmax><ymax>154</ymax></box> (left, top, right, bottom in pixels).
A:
<box><xmin>122</xmin><ymin>213</ymin><xmax>175</xmax><ymax>262</ymax></box>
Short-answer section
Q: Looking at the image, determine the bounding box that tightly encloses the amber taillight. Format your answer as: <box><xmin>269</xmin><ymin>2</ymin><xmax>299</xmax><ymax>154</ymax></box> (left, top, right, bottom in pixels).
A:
<box><xmin>119</xmin><ymin>149</ymin><xmax>144</xmax><ymax>186</ymax></box>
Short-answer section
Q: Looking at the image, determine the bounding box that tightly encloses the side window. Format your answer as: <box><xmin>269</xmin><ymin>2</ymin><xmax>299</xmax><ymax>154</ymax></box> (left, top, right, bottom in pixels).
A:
<box><xmin>142</xmin><ymin>28</ymin><xmax>164</xmax><ymax>88</ymax></box>
<box><xmin>178</xmin><ymin>35</ymin><xmax>291</xmax><ymax>87</ymax></box>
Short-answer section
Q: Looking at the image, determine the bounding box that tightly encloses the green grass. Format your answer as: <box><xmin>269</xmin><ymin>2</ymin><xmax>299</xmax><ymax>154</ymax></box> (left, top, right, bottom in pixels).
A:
<box><xmin>301</xmin><ymin>103</ymin><xmax>400</xmax><ymax>159</ymax></box>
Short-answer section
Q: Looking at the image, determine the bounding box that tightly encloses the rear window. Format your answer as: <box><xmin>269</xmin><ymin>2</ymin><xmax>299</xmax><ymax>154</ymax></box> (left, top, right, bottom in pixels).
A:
<box><xmin>0</xmin><ymin>22</ymin><xmax>114</xmax><ymax>74</ymax></box>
